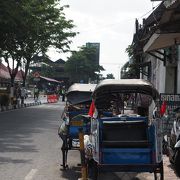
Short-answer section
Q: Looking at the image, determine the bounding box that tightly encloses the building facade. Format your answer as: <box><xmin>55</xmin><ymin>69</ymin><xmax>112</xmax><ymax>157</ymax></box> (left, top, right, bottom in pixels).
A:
<box><xmin>130</xmin><ymin>0</ymin><xmax>180</xmax><ymax>94</ymax></box>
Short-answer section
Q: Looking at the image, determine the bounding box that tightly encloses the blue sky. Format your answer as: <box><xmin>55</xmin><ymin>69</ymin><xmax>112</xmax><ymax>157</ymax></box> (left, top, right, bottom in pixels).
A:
<box><xmin>48</xmin><ymin>0</ymin><xmax>160</xmax><ymax>79</ymax></box>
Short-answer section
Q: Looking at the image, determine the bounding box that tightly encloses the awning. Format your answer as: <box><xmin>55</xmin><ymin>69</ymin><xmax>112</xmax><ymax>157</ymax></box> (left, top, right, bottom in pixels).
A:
<box><xmin>40</xmin><ymin>76</ymin><xmax>61</xmax><ymax>83</ymax></box>
<box><xmin>143</xmin><ymin>32</ymin><xmax>180</xmax><ymax>52</ymax></box>
<box><xmin>0</xmin><ymin>69</ymin><xmax>10</xmax><ymax>79</ymax></box>
<box><xmin>0</xmin><ymin>63</ymin><xmax>10</xmax><ymax>79</ymax></box>
<box><xmin>15</xmin><ymin>70</ymin><xmax>24</xmax><ymax>81</ymax></box>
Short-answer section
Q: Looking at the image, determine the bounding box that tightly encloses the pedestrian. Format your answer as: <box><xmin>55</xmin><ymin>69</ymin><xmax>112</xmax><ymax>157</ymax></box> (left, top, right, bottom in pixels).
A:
<box><xmin>13</xmin><ymin>84</ymin><xmax>21</xmax><ymax>108</ymax></box>
<box><xmin>20</xmin><ymin>86</ymin><xmax>26</xmax><ymax>106</ymax></box>
<box><xmin>61</xmin><ymin>87</ymin><xmax>66</xmax><ymax>102</ymax></box>
<box><xmin>34</xmin><ymin>85</ymin><xmax>39</xmax><ymax>102</ymax></box>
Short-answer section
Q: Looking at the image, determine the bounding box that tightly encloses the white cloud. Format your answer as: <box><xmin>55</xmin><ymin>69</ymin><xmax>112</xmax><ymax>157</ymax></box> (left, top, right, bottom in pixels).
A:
<box><xmin>48</xmin><ymin>0</ymin><xmax>160</xmax><ymax>79</ymax></box>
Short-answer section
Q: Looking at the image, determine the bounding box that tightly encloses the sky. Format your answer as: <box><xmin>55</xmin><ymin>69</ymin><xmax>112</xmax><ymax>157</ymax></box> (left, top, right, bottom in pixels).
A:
<box><xmin>48</xmin><ymin>0</ymin><xmax>160</xmax><ymax>79</ymax></box>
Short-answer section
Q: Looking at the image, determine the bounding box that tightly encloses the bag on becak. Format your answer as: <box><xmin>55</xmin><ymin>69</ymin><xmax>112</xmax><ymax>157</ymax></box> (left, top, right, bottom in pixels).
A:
<box><xmin>58</xmin><ymin>121</ymin><xmax>68</xmax><ymax>136</ymax></box>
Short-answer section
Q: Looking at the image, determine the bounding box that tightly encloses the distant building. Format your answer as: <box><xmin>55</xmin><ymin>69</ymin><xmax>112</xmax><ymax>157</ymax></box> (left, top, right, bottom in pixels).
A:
<box><xmin>0</xmin><ymin>62</ymin><xmax>24</xmax><ymax>83</ymax></box>
<box><xmin>86</xmin><ymin>42</ymin><xmax>100</xmax><ymax>65</ymax></box>
<box><xmin>29</xmin><ymin>56</ymin><xmax>69</xmax><ymax>86</ymax></box>
<box><xmin>129</xmin><ymin>0</ymin><xmax>180</xmax><ymax>94</ymax></box>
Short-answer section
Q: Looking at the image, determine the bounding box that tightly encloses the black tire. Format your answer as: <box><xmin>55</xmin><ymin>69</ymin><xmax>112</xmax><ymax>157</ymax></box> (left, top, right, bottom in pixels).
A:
<box><xmin>174</xmin><ymin>150</ymin><xmax>180</xmax><ymax>177</ymax></box>
<box><xmin>88</xmin><ymin>159</ymin><xmax>98</xmax><ymax>180</ymax></box>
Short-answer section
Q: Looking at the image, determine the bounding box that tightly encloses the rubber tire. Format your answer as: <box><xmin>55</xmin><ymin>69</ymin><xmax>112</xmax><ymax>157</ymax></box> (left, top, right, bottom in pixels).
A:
<box><xmin>174</xmin><ymin>150</ymin><xmax>180</xmax><ymax>177</ymax></box>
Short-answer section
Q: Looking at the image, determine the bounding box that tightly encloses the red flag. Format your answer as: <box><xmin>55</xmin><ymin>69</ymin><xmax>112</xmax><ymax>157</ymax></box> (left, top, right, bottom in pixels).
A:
<box><xmin>88</xmin><ymin>100</ymin><xmax>95</xmax><ymax>117</ymax></box>
<box><xmin>160</xmin><ymin>101</ymin><xmax>166</xmax><ymax>116</ymax></box>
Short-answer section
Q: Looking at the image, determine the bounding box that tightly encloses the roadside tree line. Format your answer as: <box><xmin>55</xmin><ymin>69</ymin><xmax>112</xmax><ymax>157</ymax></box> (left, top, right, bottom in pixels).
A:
<box><xmin>0</xmin><ymin>0</ymin><xmax>76</xmax><ymax>87</ymax></box>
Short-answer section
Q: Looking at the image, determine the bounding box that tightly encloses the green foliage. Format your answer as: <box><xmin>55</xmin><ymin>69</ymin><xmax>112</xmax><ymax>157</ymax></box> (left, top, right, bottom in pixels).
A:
<box><xmin>122</xmin><ymin>44</ymin><xmax>139</xmax><ymax>79</ymax></box>
<box><xmin>40</xmin><ymin>64</ymin><xmax>54</xmax><ymax>77</ymax></box>
<box><xmin>65</xmin><ymin>46</ymin><xmax>104</xmax><ymax>83</ymax></box>
<box><xmin>0</xmin><ymin>0</ymin><xmax>77</xmax><ymax>86</ymax></box>
<box><xmin>106</xmin><ymin>73</ymin><xmax>115</xmax><ymax>79</ymax></box>
<box><xmin>125</xmin><ymin>44</ymin><xmax>134</xmax><ymax>59</ymax></box>
<box><xmin>39</xmin><ymin>63</ymin><xmax>61</xmax><ymax>78</ymax></box>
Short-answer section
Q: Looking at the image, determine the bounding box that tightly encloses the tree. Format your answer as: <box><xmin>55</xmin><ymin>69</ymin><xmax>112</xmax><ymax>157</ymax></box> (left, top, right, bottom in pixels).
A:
<box><xmin>65</xmin><ymin>46</ymin><xmax>104</xmax><ymax>83</ymax></box>
<box><xmin>40</xmin><ymin>64</ymin><xmax>54</xmax><ymax>77</ymax></box>
<box><xmin>0</xmin><ymin>0</ymin><xmax>77</xmax><ymax>87</ymax></box>
<box><xmin>121</xmin><ymin>44</ymin><xmax>140</xmax><ymax>79</ymax></box>
<box><xmin>106</xmin><ymin>73</ymin><xmax>115</xmax><ymax>79</ymax></box>
<box><xmin>0</xmin><ymin>0</ymin><xmax>25</xmax><ymax>85</ymax></box>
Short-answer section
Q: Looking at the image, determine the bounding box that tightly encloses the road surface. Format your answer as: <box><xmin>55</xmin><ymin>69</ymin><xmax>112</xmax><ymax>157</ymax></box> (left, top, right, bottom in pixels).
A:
<box><xmin>0</xmin><ymin>102</ymin><xmax>179</xmax><ymax>180</ymax></box>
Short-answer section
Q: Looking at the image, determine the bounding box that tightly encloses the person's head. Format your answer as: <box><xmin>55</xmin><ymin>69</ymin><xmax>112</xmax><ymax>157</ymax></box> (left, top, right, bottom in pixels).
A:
<box><xmin>112</xmin><ymin>107</ymin><xmax>120</xmax><ymax>115</ymax></box>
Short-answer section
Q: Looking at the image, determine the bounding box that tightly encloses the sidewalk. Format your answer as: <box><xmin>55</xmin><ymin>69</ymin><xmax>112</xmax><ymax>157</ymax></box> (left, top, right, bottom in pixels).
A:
<box><xmin>0</xmin><ymin>95</ymin><xmax>48</xmax><ymax>112</ymax></box>
<box><xmin>24</xmin><ymin>95</ymin><xmax>48</xmax><ymax>104</ymax></box>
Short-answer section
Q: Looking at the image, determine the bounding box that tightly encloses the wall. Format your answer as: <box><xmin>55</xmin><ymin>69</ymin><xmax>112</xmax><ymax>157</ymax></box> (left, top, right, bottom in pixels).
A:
<box><xmin>149</xmin><ymin>52</ymin><xmax>166</xmax><ymax>94</ymax></box>
<box><xmin>156</xmin><ymin>60</ymin><xmax>166</xmax><ymax>93</ymax></box>
<box><xmin>165</xmin><ymin>66</ymin><xmax>176</xmax><ymax>93</ymax></box>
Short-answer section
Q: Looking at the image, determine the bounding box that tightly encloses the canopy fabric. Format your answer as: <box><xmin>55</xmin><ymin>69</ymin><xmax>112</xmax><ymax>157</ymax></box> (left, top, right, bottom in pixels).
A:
<box><xmin>0</xmin><ymin>63</ymin><xmax>24</xmax><ymax>81</ymax></box>
<box><xmin>0</xmin><ymin>64</ymin><xmax>10</xmax><ymax>79</ymax></box>
<box><xmin>66</xmin><ymin>92</ymin><xmax>93</xmax><ymax>105</ymax></box>
<box><xmin>15</xmin><ymin>70</ymin><xmax>24</xmax><ymax>81</ymax></box>
<box><xmin>92</xmin><ymin>79</ymin><xmax>159</xmax><ymax>100</ymax></box>
<box><xmin>66</xmin><ymin>83</ymin><xmax>97</xmax><ymax>105</ymax></box>
<box><xmin>40</xmin><ymin>76</ymin><xmax>61</xmax><ymax>83</ymax></box>
<box><xmin>67</xmin><ymin>83</ymin><xmax>97</xmax><ymax>94</ymax></box>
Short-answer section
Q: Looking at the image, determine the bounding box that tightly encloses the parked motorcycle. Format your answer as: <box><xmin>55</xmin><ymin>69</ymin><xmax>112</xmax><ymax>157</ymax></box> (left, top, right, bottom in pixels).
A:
<box><xmin>167</xmin><ymin>107</ymin><xmax>180</xmax><ymax>177</ymax></box>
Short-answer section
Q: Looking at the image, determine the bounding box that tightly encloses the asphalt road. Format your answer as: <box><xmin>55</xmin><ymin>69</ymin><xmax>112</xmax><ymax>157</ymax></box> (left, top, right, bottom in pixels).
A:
<box><xmin>0</xmin><ymin>102</ymin><xmax>179</xmax><ymax>180</ymax></box>
<box><xmin>0</xmin><ymin>102</ymin><xmax>75</xmax><ymax>180</ymax></box>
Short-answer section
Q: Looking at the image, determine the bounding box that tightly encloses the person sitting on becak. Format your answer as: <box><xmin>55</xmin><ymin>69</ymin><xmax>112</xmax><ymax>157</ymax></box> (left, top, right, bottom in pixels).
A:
<box><xmin>136</xmin><ymin>93</ymin><xmax>152</xmax><ymax>116</ymax></box>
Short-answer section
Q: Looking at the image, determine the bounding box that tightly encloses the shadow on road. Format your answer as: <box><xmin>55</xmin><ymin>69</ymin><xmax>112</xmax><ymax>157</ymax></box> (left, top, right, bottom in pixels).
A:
<box><xmin>0</xmin><ymin>106</ymin><xmax>60</xmax><ymax>164</ymax></box>
<box><xmin>59</xmin><ymin>165</ymin><xmax>145</xmax><ymax>180</ymax></box>
<box><xmin>60</xmin><ymin>166</ymin><xmax>81</xmax><ymax>180</ymax></box>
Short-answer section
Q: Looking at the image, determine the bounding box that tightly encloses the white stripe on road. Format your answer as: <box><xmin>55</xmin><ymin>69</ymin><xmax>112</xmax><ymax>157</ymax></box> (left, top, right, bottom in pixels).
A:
<box><xmin>24</xmin><ymin>169</ymin><xmax>38</xmax><ymax>180</ymax></box>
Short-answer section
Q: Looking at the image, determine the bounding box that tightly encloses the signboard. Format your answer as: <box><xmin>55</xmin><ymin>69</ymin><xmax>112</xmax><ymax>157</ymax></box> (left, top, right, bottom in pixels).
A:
<box><xmin>160</xmin><ymin>93</ymin><xmax>180</xmax><ymax>135</ymax></box>
<box><xmin>160</xmin><ymin>93</ymin><xmax>180</xmax><ymax>113</ymax></box>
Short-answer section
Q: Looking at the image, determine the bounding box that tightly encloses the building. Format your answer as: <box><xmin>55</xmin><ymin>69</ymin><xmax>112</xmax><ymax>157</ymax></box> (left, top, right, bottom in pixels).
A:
<box><xmin>29</xmin><ymin>56</ymin><xmax>69</xmax><ymax>87</ymax></box>
<box><xmin>129</xmin><ymin>0</ymin><xmax>180</xmax><ymax>95</ymax></box>
<box><xmin>86</xmin><ymin>42</ymin><xmax>100</xmax><ymax>66</ymax></box>
<box><xmin>0</xmin><ymin>62</ymin><xmax>24</xmax><ymax>84</ymax></box>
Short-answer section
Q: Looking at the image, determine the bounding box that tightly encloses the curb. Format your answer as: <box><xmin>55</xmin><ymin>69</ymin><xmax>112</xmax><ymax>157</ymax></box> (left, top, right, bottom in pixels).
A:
<box><xmin>0</xmin><ymin>101</ymin><xmax>42</xmax><ymax>112</ymax></box>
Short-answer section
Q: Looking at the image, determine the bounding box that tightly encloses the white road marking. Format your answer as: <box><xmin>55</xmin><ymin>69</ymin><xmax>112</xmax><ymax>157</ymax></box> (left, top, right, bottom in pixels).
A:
<box><xmin>24</xmin><ymin>169</ymin><xmax>38</xmax><ymax>180</ymax></box>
